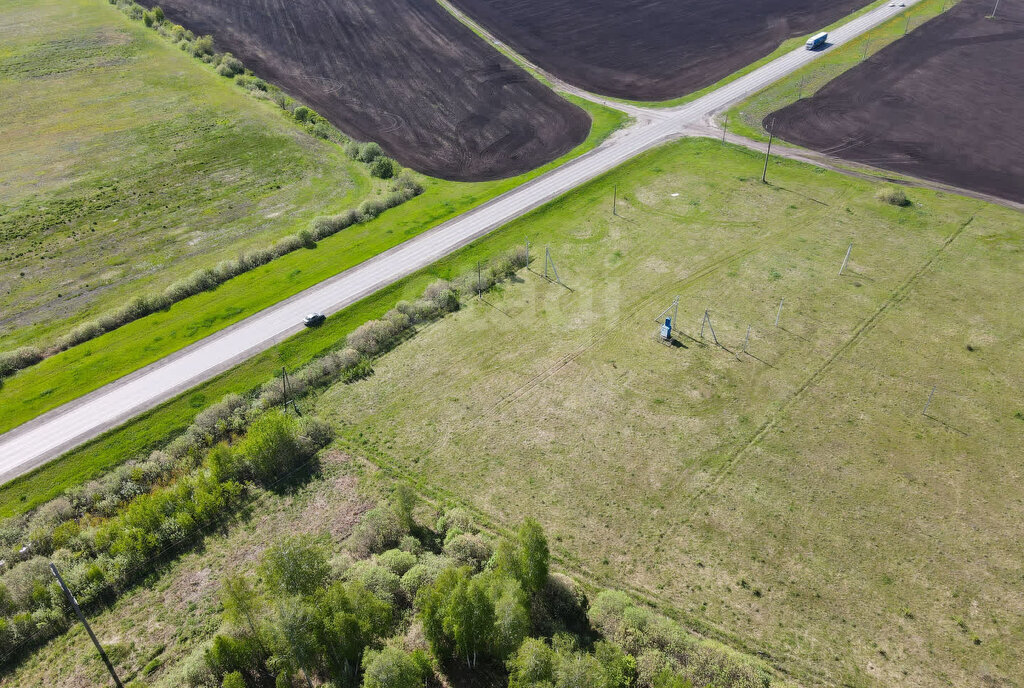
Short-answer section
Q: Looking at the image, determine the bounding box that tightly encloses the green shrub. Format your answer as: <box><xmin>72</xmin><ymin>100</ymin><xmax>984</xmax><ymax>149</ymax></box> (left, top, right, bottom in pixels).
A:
<box><xmin>219</xmin><ymin>53</ymin><xmax>243</xmax><ymax>76</ymax></box>
<box><xmin>339</xmin><ymin>357</ymin><xmax>373</xmax><ymax>383</ymax></box>
<box><xmin>357</xmin><ymin>198</ymin><xmax>387</xmax><ymax>222</ymax></box>
<box><xmin>221</xmin><ymin>671</ymin><xmax>244</xmax><ymax>688</ymax></box>
<box><xmin>235</xmin><ymin>75</ymin><xmax>267</xmax><ymax>92</ymax></box>
<box><xmin>350</xmin><ymin>505</ymin><xmax>406</xmax><ymax>556</ymax></box>
<box><xmin>443</xmin><ymin>533</ymin><xmax>492</xmax><ymax>570</ymax></box>
<box><xmin>346</xmin><ymin>317</ymin><xmax>404</xmax><ymax>356</ymax></box>
<box><xmin>293</xmin><ymin>106</ymin><xmax>313</xmax><ymax>123</ymax></box>
<box><xmin>362</xmin><ymin>646</ymin><xmax>428</xmax><ymax>688</ymax></box>
<box><xmin>0</xmin><ymin>346</ymin><xmax>43</xmax><ymax>378</ymax></box>
<box><xmin>377</xmin><ymin>549</ymin><xmax>417</xmax><ymax>576</ymax></box>
<box><xmin>235</xmin><ymin>411</ymin><xmax>307</xmax><ymax>483</ymax></box>
<box><xmin>191</xmin><ymin>35</ymin><xmax>214</xmax><ymax>57</ymax></box>
<box><xmin>876</xmin><ymin>186</ymin><xmax>910</xmax><ymax>207</ymax></box>
<box><xmin>259</xmin><ymin>536</ymin><xmax>330</xmax><ymax>597</ymax></box>
<box><xmin>143</xmin><ymin>11</ymin><xmax>154</xmax><ymax>27</ymax></box>
<box><xmin>346</xmin><ymin>561</ymin><xmax>401</xmax><ymax>603</ymax></box>
<box><xmin>370</xmin><ymin>156</ymin><xmax>397</xmax><ymax>179</ymax></box>
<box><xmin>507</xmin><ymin>637</ymin><xmax>555</xmax><ymax>688</ymax></box>
<box><xmin>356</xmin><ymin>142</ymin><xmax>383</xmax><ymax>162</ymax></box>
<box><xmin>400</xmin><ymin>553</ymin><xmax>453</xmax><ymax>599</ymax></box>
<box><xmin>153</xmin><ymin>5</ymin><xmax>164</xmax><ymax>22</ymax></box>
<box><xmin>311</xmin><ymin>120</ymin><xmax>333</xmax><ymax>140</ymax></box>
<box><xmin>437</xmin><ymin>507</ymin><xmax>474</xmax><ymax>540</ymax></box>
<box><xmin>422</xmin><ymin>280</ymin><xmax>460</xmax><ymax>314</ymax></box>
<box><xmin>310</xmin><ymin>209</ymin><xmax>360</xmax><ymax>241</ymax></box>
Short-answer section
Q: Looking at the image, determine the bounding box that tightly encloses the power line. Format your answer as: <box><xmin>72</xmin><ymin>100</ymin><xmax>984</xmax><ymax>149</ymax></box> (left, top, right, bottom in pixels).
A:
<box><xmin>50</xmin><ymin>564</ymin><xmax>124</xmax><ymax>688</ymax></box>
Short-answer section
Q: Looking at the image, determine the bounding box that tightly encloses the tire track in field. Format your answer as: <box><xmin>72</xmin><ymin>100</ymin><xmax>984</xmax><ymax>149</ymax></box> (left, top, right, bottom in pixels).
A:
<box><xmin>690</xmin><ymin>215</ymin><xmax>975</xmax><ymax>503</ymax></box>
<box><xmin>489</xmin><ymin>242</ymin><xmax>761</xmax><ymax>416</ymax></box>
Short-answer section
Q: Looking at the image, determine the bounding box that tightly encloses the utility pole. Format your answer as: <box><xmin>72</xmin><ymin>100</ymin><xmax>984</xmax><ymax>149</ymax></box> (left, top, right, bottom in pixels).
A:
<box><xmin>904</xmin><ymin>13</ymin><xmax>911</xmax><ymax>34</ymax></box>
<box><xmin>839</xmin><ymin>243</ymin><xmax>853</xmax><ymax>276</ymax></box>
<box><xmin>775</xmin><ymin>298</ymin><xmax>784</xmax><ymax>328</ymax></box>
<box><xmin>612</xmin><ymin>184</ymin><xmax>618</xmax><ymax>216</ymax></box>
<box><xmin>700</xmin><ymin>310</ymin><xmax>719</xmax><ymax>346</ymax></box>
<box><xmin>990</xmin><ymin>0</ymin><xmax>1000</xmax><ymax>18</ymax></box>
<box><xmin>761</xmin><ymin>118</ymin><xmax>775</xmax><ymax>184</ymax></box>
<box><xmin>477</xmin><ymin>260</ymin><xmax>483</xmax><ymax>297</ymax></box>
<box><xmin>50</xmin><ymin>564</ymin><xmax>124</xmax><ymax>688</ymax></box>
<box><xmin>722</xmin><ymin>113</ymin><xmax>728</xmax><ymax>143</ymax></box>
<box><xmin>525</xmin><ymin>239</ymin><xmax>530</xmax><ymax>268</ymax></box>
<box><xmin>282</xmin><ymin>367</ymin><xmax>290</xmax><ymax>408</ymax></box>
<box><xmin>544</xmin><ymin>247</ymin><xmax>561</xmax><ymax>284</ymax></box>
<box><xmin>281</xmin><ymin>367</ymin><xmax>299</xmax><ymax>415</ymax></box>
<box><xmin>923</xmin><ymin>386</ymin><xmax>936</xmax><ymax>415</ymax></box>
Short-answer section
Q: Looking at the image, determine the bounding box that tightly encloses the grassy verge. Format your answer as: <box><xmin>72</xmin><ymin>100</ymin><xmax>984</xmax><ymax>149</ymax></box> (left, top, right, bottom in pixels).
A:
<box><xmin>0</xmin><ymin>96</ymin><xmax>626</xmax><ymax>515</ymax></box>
<box><xmin>0</xmin><ymin>0</ymin><xmax>373</xmax><ymax>350</ymax></box>
<box><xmin>723</xmin><ymin>0</ymin><xmax>956</xmax><ymax>140</ymax></box>
<box><xmin>0</xmin><ymin>94</ymin><xmax>626</xmax><ymax>438</ymax></box>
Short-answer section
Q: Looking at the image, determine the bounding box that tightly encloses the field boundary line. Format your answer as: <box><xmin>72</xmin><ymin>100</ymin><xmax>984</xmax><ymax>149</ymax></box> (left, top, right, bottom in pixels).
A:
<box><xmin>693</xmin><ymin>215</ymin><xmax>975</xmax><ymax>501</ymax></box>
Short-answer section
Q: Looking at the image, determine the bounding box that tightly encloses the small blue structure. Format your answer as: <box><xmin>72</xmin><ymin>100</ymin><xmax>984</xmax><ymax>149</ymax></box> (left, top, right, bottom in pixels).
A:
<box><xmin>660</xmin><ymin>318</ymin><xmax>672</xmax><ymax>340</ymax></box>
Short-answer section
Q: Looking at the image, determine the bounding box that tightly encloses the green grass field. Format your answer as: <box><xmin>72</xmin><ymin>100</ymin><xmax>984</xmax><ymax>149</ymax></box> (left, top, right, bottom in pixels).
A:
<box><xmin>0</xmin><ymin>0</ymin><xmax>376</xmax><ymax>349</ymax></box>
<box><xmin>722</xmin><ymin>0</ymin><xmax>956</xmax><ymax>141</ymax></box>
<box><xmin>299</xmin><ymin>139</ymin><xmax>1022</xmax><ymax>687</ymax></box>
<box><xmin>0</xmin><ymin>95</ymin><xmax>626</xmax><ymax>516</ymax></box>
<box><xmin>3</xmin><ymin>138</ymin><xmax>1021</xmax><ymax>686</ymax></box>
<box><xmin>0</xmin><ymin>0</ymin><xmax>627</xmax><ymax>436</ymax></box>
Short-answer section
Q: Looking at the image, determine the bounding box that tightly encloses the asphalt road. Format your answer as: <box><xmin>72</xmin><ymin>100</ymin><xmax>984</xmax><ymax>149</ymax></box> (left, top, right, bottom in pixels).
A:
<box><xmin>0</xmin><ymin>0</ymin><xmax>920</xmax><ymax>485</ymax></box>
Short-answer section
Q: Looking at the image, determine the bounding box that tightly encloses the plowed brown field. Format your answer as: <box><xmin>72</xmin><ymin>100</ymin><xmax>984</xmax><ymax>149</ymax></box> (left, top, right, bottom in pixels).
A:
<box><xmin>450</xmin><ymin>0</ymin><xmax>868</xmax><ymax>100</ymax></box>
<box><xmin>144</xmin><ymin>0</ymin><xmax>590</xmax><ymax>181</ymax></box>
<box><xmin>770</xmin><ymin>0</ymin><xmax>1024</xmax><ymax>204</ymax></box>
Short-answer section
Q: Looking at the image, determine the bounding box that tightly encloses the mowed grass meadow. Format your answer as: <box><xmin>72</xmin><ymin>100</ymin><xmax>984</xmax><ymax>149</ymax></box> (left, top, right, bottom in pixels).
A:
<box><xmin>0</xmin><ymin>0</ymin><xmax>372</xmax><ymax>347</ymax></box>
<box><xmin>303</xmin><ymin>139</ymin><xmax>1023</xmax><ymax>687</ymax></box>
<box><xmin>0</xmin><ymin>0</ymin><xmax>628</xmax><ymax>435</ymax></box>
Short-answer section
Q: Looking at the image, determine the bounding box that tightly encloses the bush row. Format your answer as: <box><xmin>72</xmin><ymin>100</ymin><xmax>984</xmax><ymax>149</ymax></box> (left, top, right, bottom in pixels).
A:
<box><xmin>309</xmin><ymin>171</ymin><xmax>423</xmax><ymax>241</ymax></box>
<box><xmin>0</xmin><ymin>411</ymin><xmax>330</xmax><ymax>666</ymax></box>
<box><xmin>0</xmin><ymin>347</ymin><xmax>42</xmax><ymax>379</ymax></box>
<box><xmin>0</xmin><ymin>173</ymin><xmax>423</xmax><ymax>378</ymax></box>
<box><xmin>0</xmin><ymin>3</ymin><xmax>419</xmax><ymax>382</ymax></box>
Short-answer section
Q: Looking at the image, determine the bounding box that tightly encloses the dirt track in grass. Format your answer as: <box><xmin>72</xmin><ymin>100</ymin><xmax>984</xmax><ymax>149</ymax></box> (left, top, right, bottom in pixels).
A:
<box><xmin>769</xmin><ymin>0</ymin><xmax>1024</xmax><ymax>204</ymax></box>
<box><xmin>144</xmin><ymin>0</ymin><xmax>590</xmax><ymax>181</ymax></box>
<box><xmin>448</xmin><ymin>0</ymin><xmax>868</xmax><ymax>100</ymax></box>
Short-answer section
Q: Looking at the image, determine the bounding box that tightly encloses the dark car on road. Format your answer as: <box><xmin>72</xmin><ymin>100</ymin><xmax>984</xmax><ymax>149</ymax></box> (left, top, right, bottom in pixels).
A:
<box><xmin>303</xmin><ymin>312</ymin><xmax>326</xmax><ymax>327</ymax></box>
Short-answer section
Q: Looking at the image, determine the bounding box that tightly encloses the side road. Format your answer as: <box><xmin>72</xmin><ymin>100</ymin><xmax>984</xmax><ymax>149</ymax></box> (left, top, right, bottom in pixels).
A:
<box><xmin>0</xmin><ymin>0</ymin><xmax>921</xmax><ymax>483</ymax></box>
